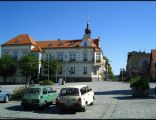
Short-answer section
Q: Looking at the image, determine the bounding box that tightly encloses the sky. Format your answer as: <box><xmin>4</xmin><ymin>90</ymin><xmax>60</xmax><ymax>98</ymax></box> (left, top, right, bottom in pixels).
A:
<box><xmin>0</xmin><ymin>1</ymin><xmax>156</xmax><ymax>75</ymax></box>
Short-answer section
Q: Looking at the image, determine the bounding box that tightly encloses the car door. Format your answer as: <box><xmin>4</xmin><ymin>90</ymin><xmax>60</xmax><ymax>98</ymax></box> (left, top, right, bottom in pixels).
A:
<box><xmin>80</xmin><ymin>87</ymin><xmax>87</xmax><ymax>105</ymax></box>
<box><xmin>47</xmin><ymin>87</ymin><xmax>56</xmax><ymax>102</ymax></box>
<box><xmin>42</xmin><ymin>88</ymin><xmax>48</xmax><ymax>103</ymax></box>
<box><xmin>50</xmin><ymin>88</ymin><xmax>58</xmax><ymax>101</ymax></box>
<box><xmin>85</xmin><ymin>86</ymin><xmax>92</xmax><ymax>104</ymax></box>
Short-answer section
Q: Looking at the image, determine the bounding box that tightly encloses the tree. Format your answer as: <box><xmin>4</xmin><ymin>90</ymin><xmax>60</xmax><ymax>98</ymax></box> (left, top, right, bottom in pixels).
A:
<box><xmin>18</xmin><ymin>53</ymin><xmax>38</xmax><ymax>84</ymax></box>
<box><xmin>41</xmin><ymin>57</ymin><xmax>59</xmax><ymax>82</ymax></box>
<box><xmin>0</xmin><ymin>55</ymin><xmax>16</xmax><ymax>84</ymax></box>
<box><xmin>103</xmin><ymin>56</ymin><xmax>115</xmax><ymax>81</ymax></box>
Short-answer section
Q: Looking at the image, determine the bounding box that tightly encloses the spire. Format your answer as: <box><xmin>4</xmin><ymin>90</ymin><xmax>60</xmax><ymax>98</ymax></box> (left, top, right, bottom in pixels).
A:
<box><xmin>85</xmin><ymin>17</ymin><xmax>91</xmax><ymax>36</ymax></box>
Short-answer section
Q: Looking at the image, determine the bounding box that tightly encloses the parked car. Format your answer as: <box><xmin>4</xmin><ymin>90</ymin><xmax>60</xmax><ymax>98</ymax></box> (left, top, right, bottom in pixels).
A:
<box><xmin>56</xmin><ymin>84</ymin><xmax>95</xmax><ymax>112</ymax></box>
<box><xmin>21</xmin><ymin>85</ymin><xmax>58</xmax><ymax>109</ymax></box>
<box><xmin>0</xmin><ymin>88</ymin><xmax>12</xmax><ymax>103</ymax></box>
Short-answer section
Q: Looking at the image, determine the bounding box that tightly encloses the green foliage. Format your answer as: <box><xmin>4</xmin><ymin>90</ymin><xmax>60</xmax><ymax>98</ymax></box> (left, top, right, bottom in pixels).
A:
<box><xmin>41</xmin><ymin>57</ymin><xmax>59</xmax><ymax>79</ymax></box>
<box><xmin>0</xmin><ymin>55</ymin><xmax>16</xmax><ymax>84</ymax></box>
<box><xmin>103</xmin><ymin>56</ymin><xmax>115</xmax><ymax>81</ymax></box>
<box><xmin>18</xmin><ymin>53</ymin><xmax>38</xmax><ymax>83</ymax></box>
<box><xmin>130</xmin><ymin>76</ymin><xmax>149</xmax><ymax>90</ymax></box>
<box><xmin>12</xmin><ymin>86</ymin><xmax>28</xmax><ymax>100</ymax></box>
<box><xmin>39</xmin><ymin>80</ymin><xmax>54</xmax><ymax>85</ymax></box>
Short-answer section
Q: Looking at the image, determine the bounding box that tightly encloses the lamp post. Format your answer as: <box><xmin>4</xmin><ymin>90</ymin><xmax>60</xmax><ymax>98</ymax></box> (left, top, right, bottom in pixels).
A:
<box><xmin>64</xmin><ymin>54</ymin><xmax>67</xmax><ymax>83</ymax></box>
<box><xmin>56</xmin><ymin>58</ymin><xmax>58</xmax><ymax>83</ymax></box>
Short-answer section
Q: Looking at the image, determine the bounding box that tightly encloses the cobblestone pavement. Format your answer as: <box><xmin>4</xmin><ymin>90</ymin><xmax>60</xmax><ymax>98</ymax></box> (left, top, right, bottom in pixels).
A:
<box><xmin>0</xmin><ymin>81</ymin><xmax>156</xmax><ymax>119</ymax></box>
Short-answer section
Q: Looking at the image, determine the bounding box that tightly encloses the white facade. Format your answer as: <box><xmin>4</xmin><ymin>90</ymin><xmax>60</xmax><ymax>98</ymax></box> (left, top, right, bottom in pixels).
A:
<box><xmin>0</xmin><ymin>23</ymin><xmax>106</xmax><ymax>83</ymax></box>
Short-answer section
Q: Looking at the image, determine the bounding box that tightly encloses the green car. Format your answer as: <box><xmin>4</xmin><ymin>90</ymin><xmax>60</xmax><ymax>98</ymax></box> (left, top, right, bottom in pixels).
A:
<box><xmin>21</xmin><ymin>85</ymin><xmax>58</xmax><ymax>109</ymax></box>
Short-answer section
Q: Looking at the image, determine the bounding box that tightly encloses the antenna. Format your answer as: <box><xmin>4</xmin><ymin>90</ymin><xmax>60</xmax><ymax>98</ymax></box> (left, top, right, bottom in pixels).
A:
<box><xmin>87</xmin><ymin>16</ymin><xmax>90</xmax><ymax>24</ymax></box>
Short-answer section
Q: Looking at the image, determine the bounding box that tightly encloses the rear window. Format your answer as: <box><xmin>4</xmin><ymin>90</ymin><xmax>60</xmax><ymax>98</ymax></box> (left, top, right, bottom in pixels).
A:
<box><xmin>60</xmin><ymin>88</ymin><xmax>79</xmax><ymax>96</ymax></box>
<box><xmin>26</xmin><ymin>88</ymin><xmax>41</xmax><ymax>94</ymax></box>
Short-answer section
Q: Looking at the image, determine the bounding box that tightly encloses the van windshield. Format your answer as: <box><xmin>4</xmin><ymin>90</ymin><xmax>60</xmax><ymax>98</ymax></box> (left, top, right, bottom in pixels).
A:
<box><xmin>26</xmin><ymin>88</ymin><xmax>41</xmax><ymax>94</ymax></box>
<box><xmin>60</xmin><ymin>88</ymin><xmax>79</xmax><ymax>96</ymax></box>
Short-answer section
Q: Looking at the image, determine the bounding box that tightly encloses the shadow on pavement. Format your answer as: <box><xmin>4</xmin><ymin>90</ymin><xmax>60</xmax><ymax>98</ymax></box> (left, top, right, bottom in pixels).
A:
<box><xmin>5</xmin><ymin>105</ymin><xmax>25</xmax><ymax>111</ymax></box>
<box><xmin>34</xmin><ymin>105</ymin><xmax>76</xmax><ymax>115</ymax></box>
<box><xmin>5</xmin><ymin>104</ymin><xmax>76</xmax><ymax>115</ymax></box>
<box><xmin>94</xmin><ymin>89</ymin><xmax>132</xmax><ymax>96</ymax></box>
<box><xmin>95</xmin><ymin>87</ymin><xmax>156</xmax><ymax>96</ymax></box>
<box><xmin>113</xmin><ymin>95</ymin><xmax>156</xmax><ymax>100</ymax></box>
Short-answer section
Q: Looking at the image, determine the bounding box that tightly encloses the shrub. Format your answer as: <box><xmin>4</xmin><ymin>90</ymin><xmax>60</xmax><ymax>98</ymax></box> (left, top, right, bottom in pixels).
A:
<box><xmin>130</xmin><ymin>76</ymin><xmax>149</xmax><ymax>90</ymax></box>
<box><xmin>12</xmin><ymin>86</ymin><xmax>28</xmax><ymax>100</ymax></box>
<box><xmin>39</xmin><ymin>80</ymin><xmax>54</xmax><ymax>85</ymax></box>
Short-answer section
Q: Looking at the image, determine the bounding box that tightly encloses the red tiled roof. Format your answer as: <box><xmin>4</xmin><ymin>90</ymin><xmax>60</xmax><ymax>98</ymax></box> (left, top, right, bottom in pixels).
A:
<box><xmin>151</xmin><ymin>49</ymin><xmax>156</xmax><ymax>61</ymax></box>
<box><xmin>2</xmin><ymin>34</ymin><xmax>101</xmax><ymax>52</ymax></box>
<box><xmin>2</xmin><ymin>34</ymin><xmax>37</xmax><ymax>46</ymax></box>
<box><xmin>37</xmin><ymin>40</ymin><xmax>82</xmax><ymax>49</ymax></box>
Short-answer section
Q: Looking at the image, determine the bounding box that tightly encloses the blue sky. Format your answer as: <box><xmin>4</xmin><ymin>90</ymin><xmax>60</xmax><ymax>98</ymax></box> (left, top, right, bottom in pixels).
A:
<box><xmin>0</xmin><ymin>1</ymin><xmax>156</xmax><ymax>75</ymax></box>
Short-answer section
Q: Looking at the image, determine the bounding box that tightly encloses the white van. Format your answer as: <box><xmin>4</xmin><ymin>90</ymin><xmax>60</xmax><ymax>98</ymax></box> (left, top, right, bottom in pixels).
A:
<box><xmin>56</xmin><ymin>85</ymin><xmax>95</xmax><ymax>111</ymax></box>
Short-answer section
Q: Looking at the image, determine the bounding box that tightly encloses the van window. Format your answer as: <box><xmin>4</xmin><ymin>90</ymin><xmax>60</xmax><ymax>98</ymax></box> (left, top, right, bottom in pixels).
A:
<box><xmin>47</xmin><ymin>87</ymin><xmax>54</xmax><ymax>93</ymax></box>
<box><xmin>85</xmin><ymin>86</ymin><xmax>89</xmax><ymax>92</ymax></box>
<box><xmin>43</xmin><ymin>88</ymin><xmax>47</xmax><ymax>94</ymax></box>
<box><xmin>26</xmin><ymin>88</ymin><xmax>41</xmax><ymax>94</ymax></box>
<box><xmin>80</xmin><ymin>87</ymin><xmax>86</xmax><ymax>95</ymax></box>
<box><xmin>60</xmin><ymin>88</ymin><xmax>79</xmax><ymax>96</ymax></box>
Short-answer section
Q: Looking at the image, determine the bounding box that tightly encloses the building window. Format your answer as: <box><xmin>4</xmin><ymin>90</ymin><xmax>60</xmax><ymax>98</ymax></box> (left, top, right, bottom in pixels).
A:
<box><xmin>83</xmin><ymin>42</ymin><xmax>87</xmax><ymax>47</ymax></box>
<box><xmin>22</xmin><ymin>51</ymin><xmax>28</xmax><ymax>56</ymax></box>
<box><xmin>3</xmin><ymin>50</ymin><xmax>9</xmax><ymax>55</ymax></box>
<box><xmin>59</xmin><ymin>67</ymin><xmax>62</xmax><ymax>74</ymax></box>
<box><xmin>93</xmin><ymin>67</ymin><xmax>97</xmax><ymax>75</ymax></box>
<box><xmin>70</xmin><ymin>67</ymin><xmax>75</xmax><ymax>74</ymax></box>
<box><xmin>57</xmin><ymin>52</ymin><xmax>63</xmax><ymax>62</ymax></box>
<box><xmin>13</xmin><ymin>52</ymin><xmax>18</xmax><ymax>60</ymax></box>
<box><xmin>96</xmin><ymin>53</ymin><xmax>101</xmax><ymax>62</ymax></box>
<box><xmin>69</xmin><ymin>53</ymin><xmax>76</xmax><ymax>61</ymax></box>
<box><xmin>83</xmin><ymin>51</ymin><xmax>87</xmax><ymax>61</ymax></box>
<box><xmin>83</xmin><ymin>67</ymin><xmax>87</xmax><ymax>74</ymax></box>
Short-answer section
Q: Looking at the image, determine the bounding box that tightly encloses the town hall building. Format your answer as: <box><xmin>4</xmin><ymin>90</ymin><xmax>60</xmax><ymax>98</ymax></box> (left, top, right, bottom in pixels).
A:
<box><xmin>0</xmin><ymin>23</ymin><xmax>106</xmax><ymax>84</ymax></box>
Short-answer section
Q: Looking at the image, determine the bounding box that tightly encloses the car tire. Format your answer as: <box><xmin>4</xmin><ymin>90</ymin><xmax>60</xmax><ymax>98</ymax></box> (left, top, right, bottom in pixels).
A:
<box><xmin>91</xmin><ymin>96</ymin><xmax>95</xmax><ymax>105</ymax></box>
<box><xmin>43</xmin><ymin>100</ymin><xmax>48</xmax><ymax>108</ymax></box>
<box><xmin>52</xmin><ymin>99</ymin><xmax>56</xmax><ymax>105</ymax></box>
<box><xmin>4</xmin><ymin>95</ymin><xmax>9</xmax><ymax>103</ymax></box>
<box><xmin>82</xmin><ymin>102</ymin><xmax>87</xmax><ymax>112</ymax></box>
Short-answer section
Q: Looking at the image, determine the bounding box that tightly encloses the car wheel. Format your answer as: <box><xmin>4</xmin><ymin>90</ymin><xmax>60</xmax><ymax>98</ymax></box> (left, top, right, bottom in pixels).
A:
<box><xmin>91</xmin><ymin>96</ymin><xmax>95</xmax><ymax>105</ymax></box>
<box><xmin>82</xmin><ymin>102</ymin><xmax>87</xmax><ymax>112</ymax></box>
<box><xmin>52</xmin><ymin>99</ymin><xmax>56</xmax><ymax>105</ymax></box>
<box><xmin>4</xmin><ymin>95</ymin><xmax>9</xmax><ymax>103</ymax></box>
<box><xmin>43</xmin><ymin>101</ymin><xmax>48</xmax><ymax>108</ymax></box>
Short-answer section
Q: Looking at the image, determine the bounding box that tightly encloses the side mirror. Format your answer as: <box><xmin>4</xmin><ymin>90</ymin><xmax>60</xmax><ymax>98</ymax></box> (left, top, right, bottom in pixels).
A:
<box><xmin>89</xmin><ymin>88</ymin><xmax>92</xmax><ymax>91</ymax></box>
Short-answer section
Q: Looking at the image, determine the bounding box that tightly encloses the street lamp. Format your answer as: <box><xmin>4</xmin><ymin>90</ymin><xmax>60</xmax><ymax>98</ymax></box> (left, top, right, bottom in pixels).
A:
<box><xmin>55</xmin><ymin>58</ymin><xmax>58</xmax><ymax>83</ymax></box>
<box><xmin>65</xmin><ymin>53</ymin><xmax>67</xmax><ymax>83</ymax></box>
